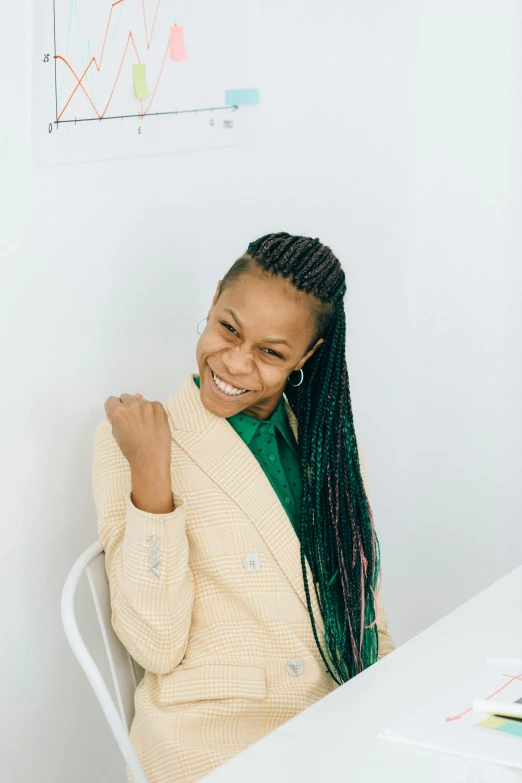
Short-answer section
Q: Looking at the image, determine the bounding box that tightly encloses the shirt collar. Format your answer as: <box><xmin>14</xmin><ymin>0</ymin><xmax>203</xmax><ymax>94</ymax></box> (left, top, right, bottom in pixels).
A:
<box><xmin>228</xmin><ymin>394</ymin><xmax>298</xmax><ymax>454</ymax></box>
<box><xmin>193</xmin><ymin>375</ymin><xmax>297</xmax><ymax>453</ymax></box>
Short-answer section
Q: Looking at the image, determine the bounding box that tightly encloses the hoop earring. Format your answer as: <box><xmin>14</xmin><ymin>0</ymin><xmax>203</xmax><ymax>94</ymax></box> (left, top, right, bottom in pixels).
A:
<box><xmin>288</xmin><ymin>368</ymin><xmax>304</xmax><ymax>387</ymax></box>
<box><xmin>196</xmin><ymin>318</ymin><xmax>208</xmax><ymax>335</ymax></box>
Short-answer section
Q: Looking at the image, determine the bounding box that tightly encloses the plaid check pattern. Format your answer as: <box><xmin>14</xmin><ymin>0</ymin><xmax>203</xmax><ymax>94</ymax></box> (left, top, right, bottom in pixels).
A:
<box><xmin>92</xmin><ymin>374</ymin><xmax>395</xmax><ymax>783</ymax></box>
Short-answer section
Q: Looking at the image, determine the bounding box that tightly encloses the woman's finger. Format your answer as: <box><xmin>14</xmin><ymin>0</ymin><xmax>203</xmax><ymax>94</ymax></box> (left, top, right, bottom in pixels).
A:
<box><xmin>104</xmin><ymin>395</ymin><xmax>121</xmax><ymax>419</ymax></box>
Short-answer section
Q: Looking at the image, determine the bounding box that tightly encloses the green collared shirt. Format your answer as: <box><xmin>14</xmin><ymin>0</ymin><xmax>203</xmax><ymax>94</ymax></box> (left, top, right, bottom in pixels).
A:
<box><xmin>194</xmin><ymin>376</ymin><xmax>302</xmax><ymax>538</ymax></box>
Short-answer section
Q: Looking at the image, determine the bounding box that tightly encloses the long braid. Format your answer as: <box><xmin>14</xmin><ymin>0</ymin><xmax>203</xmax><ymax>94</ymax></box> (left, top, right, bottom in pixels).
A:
<box><xmin>223</xmin><ymin>232</ymin><xmax>381</xmax><ymax>684</ymax></box>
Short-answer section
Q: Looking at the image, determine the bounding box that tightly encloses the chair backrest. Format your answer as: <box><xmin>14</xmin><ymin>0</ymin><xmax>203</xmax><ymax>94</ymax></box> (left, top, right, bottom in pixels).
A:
<box><xmin>61</xmin><ymin>540</ymin><xmax>149</xmax><ymax>783</ymax></box>
<box><xmin>85</xmin><ymin>548</ymin><xmax>145</xmax><ymax>730</ymax></box>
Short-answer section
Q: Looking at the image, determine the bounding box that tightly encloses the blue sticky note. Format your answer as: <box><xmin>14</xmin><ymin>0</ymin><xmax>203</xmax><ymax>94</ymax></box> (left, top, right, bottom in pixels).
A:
<box><xmin>225</xmin><ymin>89</ymin><xmax>260</xmax><ymax>106</ymax></box>
<box><xmin>498</xmin><ymin>720</ymin><xmax>522</xmax><ymax>737</ymax></box>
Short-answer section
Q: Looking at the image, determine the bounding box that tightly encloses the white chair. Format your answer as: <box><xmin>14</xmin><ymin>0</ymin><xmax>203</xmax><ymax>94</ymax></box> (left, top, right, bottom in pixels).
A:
<box><xmin>61</xmin><ymin>540</ymin><xmax>149</xmax><ymax>783</ymax></box>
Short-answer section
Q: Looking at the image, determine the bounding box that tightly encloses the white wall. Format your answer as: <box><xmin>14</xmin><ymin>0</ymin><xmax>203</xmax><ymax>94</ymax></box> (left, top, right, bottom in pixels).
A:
<box><xmin>2</xmin><ymin>1</ymin><xmax>521</xmax><ymax>781</ymax></box>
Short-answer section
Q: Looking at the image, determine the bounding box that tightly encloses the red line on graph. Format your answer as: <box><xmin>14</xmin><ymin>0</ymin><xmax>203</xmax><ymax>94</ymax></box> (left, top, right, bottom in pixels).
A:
<box><xmin>56</xmin><ymin>32</ymin><xmax>141</xmax><ymax>120</ymax></box>
<box><xmin>141</xmin><ymin>40</ymin><xmax>170</xmax><ymax>116</ymax></box>
<box><xmin>100</xmin><ymin>33</ymin><xmax>141</xmax><ymax>117</ymax></box>
<box><xmin>56</xmin><ymin>56</ymin><xmax>103</xmax><ymax>118</ymax></box>
<box><xmin>445</xmin><ymin>673</ymin><xmax>522</xmax><ymax>722</ymax></box>
<box><xmin>56</xmin><ymin>0</ymin><xmax>168</xmax><ymax>121</ymax></box>
<box><xmin>99</xmin><ymin>0</ymin><xmax>125</xmax><ymax>69</ymax></box>
<box><xmin>142</xmin><ymin>0</ymin><xmax>162</xmax><ymax>49</ymax></box>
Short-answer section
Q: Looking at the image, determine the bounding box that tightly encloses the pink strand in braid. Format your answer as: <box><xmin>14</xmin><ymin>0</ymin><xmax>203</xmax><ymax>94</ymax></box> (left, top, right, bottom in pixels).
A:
<box><xmin>219</xmin><ymin>232</ymin><xmax>382</xmax><ymax>683</ymax></box>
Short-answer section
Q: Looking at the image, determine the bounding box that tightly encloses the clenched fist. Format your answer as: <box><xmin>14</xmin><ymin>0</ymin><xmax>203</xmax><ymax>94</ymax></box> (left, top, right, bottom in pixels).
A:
<box><xmin>104</xmin><ymin>392</ymin><xmax>172</xmax><ymax>472</ymax></box>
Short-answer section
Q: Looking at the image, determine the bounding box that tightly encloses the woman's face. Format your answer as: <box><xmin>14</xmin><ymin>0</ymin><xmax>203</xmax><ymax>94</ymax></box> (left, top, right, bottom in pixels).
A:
<box><xmin>196</xmin><ymin>268</ymin><xmax>323</xmax><ymax>420</ymax></box>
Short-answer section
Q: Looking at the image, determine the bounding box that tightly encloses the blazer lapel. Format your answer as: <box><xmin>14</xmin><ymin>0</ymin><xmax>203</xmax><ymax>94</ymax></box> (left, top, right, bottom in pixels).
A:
<box><xmin>165</xmin><ymin>374</ymin><xmax>325</xmax><ymax>639</ymax></box>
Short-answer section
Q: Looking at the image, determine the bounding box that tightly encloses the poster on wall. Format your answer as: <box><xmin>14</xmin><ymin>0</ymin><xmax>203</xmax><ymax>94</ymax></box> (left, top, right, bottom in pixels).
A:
<box><xmin>31</xmin><ymin>0</ymin><xmax>260</xmax><ymax>166</ymax></box>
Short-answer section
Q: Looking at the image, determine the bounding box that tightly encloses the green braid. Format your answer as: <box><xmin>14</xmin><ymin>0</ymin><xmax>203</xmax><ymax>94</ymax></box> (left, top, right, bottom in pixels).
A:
<box><xmin>222</xmin><ymin>232</ymin><xmax>381</xmax><ymax>684</ymax></box>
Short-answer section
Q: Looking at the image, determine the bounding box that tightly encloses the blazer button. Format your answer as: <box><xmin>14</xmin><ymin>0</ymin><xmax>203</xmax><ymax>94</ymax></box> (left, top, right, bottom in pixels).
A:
<box><xmin>243</xmin><ymin>553</ymin><xmax>260</xmax><ymax>572</ymax></box>
<box><xmin>286</xmin><ymin>658</ymin><xmax>304</xmax><ymax>677</ymax></box>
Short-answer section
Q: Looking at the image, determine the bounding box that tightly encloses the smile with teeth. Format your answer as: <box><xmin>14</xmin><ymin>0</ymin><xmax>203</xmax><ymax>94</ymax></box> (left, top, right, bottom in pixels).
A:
<box><xmin>212</xmin><ymin>370</ymin><xmax>248</xmax><ymax>396</ymax></box>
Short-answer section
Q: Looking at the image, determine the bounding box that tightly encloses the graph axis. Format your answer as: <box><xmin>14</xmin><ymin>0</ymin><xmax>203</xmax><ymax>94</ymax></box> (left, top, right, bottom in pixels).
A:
<box><xmin>53</xmin><ymin>0</ymin><xmax>58</xmax><ymax>124</ymax></box>
<box><xmin>53</xmin><ymin>103</ymin><xmax>239</xmax><ymax>125</ymax></box>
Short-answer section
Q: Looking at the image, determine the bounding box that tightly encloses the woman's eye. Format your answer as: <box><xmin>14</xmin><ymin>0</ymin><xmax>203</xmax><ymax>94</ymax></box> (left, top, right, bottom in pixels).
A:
<box><xmin>262</xmin><ymin>348</ymin><xmax>283</xmax><ymax>359</ymax></box>
<box><xmin>221</xmin><ymin>321</ymin><xmax>239</xmax><ymax>336</ymax></box>
<box><xmin>220</xmin><ymin>322</ymin><xmax>282</xmax><ymax>358</ymax></box>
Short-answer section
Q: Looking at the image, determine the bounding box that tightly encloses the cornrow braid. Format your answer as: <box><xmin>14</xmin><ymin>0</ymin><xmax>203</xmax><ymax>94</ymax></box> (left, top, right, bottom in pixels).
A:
<box><xmin>222</xmin><ymin>232</ymin><xmax>381</xmax><ymax>684</ymax></box>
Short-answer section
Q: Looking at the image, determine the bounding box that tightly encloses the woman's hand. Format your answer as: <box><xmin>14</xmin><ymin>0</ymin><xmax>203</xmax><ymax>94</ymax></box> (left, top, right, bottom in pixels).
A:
<box><xmin>104</xmin><ymin>392</ymin><xmax>172</xmax><ymax>473</ymax></box>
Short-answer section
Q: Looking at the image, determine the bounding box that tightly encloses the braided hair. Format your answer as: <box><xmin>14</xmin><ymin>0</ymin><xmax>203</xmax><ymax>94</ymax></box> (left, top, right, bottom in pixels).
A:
<box><xmin>220</xmin><ymin>232</ymin><xmax>381</xmax><ymax>684</ymax></box>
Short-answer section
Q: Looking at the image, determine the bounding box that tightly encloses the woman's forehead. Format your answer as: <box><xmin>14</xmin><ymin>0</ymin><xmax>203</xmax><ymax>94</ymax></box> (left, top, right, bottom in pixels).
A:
<box><xmin>215</xmin><ymin>271</ymin><xmax>315</xmax><ymax>340</ymax></box>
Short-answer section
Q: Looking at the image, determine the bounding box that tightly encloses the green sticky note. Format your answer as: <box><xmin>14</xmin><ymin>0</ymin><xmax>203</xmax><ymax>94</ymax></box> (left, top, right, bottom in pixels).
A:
<box><xmin>133</xmin><ymin>64</ymin><xmax>150</xmax><ymax>99</ymax></box>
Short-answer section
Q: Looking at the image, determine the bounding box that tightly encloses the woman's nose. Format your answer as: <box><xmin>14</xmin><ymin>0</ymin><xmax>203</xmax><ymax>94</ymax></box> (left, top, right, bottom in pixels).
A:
<box><xmin>221</xmin><ymin>346</ymin><xmax>255</xmax><ymax>376</ymax></box>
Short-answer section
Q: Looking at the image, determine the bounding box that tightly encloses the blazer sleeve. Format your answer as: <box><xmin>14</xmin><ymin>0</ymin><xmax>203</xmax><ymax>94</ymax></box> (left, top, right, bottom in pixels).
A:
<box><xmin>357</xmin><ymin>442</ymin><xmax>397</xmax><ymax>661</ymax></box>
<box><xmin>92</xmin><ymin>418</ymin><xmax>195</xmax><ymax>675</ymax></box>
<box><xmin>376</xmin><ymin>603</ymin><xmax>395</xmax><ymax>660</ymax></box>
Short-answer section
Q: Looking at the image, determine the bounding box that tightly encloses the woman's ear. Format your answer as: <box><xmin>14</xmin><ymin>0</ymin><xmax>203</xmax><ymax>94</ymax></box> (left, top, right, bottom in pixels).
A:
<box><xmin>295</xmin><ymin>337</ymin><xmax>324</xmax><ymax>371</ymax></box>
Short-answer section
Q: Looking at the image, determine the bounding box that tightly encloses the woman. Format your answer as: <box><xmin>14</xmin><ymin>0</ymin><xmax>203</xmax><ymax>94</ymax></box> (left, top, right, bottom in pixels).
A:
<box><xmin>93</xmin><ymin>232</ymin><xmax>395</xmax><ymax>783</ymax></box>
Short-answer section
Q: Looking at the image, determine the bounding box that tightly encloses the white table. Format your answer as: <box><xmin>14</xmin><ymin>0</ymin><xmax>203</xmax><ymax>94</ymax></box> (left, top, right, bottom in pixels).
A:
<box><xmin>205</xmin><ymin>565</ymin><xmax>522</xmax><ymax>782</ymax></box>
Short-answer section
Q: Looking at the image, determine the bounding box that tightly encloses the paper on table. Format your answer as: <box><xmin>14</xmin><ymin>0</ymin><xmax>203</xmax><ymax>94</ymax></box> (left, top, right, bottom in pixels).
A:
<box><xmin>379</xmin><ymin>664</ymin><xmax>522</xmax><ymax>772</ymax></box>
<box><xmin>132</xmin><ymin>64</ymin><xmax>150</xmax><ymax>99</ymax></box>
<box><xmin>170</xmin><ymin>26</ymin><xmax>188</xmax><ymax>60</ymax></box>
<box><xmin>439</xmin><ymin>755</ymin><xmax>522</xmax><ymax>782</ymax></box>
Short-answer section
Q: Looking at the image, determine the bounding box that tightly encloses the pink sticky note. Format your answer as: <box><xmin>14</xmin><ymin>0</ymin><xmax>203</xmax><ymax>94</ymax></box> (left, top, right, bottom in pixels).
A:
<box><xmin>170</xmin><ymin>26</ymin><xmax>188</xmax><ymax>60</ymax></box>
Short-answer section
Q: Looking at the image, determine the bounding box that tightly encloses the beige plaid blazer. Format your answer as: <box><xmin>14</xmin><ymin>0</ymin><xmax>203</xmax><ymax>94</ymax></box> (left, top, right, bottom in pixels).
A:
<box><xmin>92</xmin><ymin>373</ymin><xmax>395</xmax><ymax>783</ymax></box>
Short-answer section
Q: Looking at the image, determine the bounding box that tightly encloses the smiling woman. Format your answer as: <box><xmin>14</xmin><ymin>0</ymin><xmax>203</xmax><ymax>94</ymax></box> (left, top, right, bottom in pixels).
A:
<box><xmin>93</xmin><ymin>232</ymin><xmax>396</xmax><ymax>783</ymax></box>
<box><xmin>196</xmin><ymin>260</ymin><xmax>326</xmax><ymax>420</ymax></box>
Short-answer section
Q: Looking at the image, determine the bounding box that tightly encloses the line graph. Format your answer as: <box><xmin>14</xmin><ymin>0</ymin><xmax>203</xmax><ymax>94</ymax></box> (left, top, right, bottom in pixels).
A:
<box><xmin>32</xmin><ymin>0</ymin><xmax>259</xmax><ymax>164</ymax></box>
<box><xmin>54</xmin><ymin>0</ymin><xmax>166</xmax><ymax>122</ymax></box>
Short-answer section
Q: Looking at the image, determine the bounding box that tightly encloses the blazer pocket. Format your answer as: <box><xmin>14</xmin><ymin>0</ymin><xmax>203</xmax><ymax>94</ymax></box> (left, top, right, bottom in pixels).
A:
<box><xmin>158</xmin><ymin>660</ymin><xmax>266</xmax><ymax>706</ymax></box>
